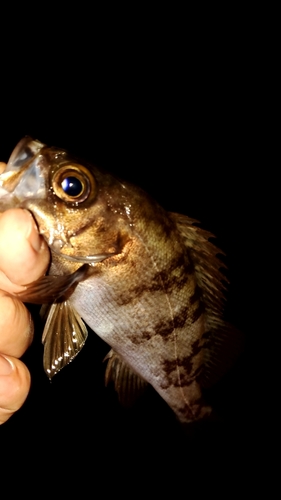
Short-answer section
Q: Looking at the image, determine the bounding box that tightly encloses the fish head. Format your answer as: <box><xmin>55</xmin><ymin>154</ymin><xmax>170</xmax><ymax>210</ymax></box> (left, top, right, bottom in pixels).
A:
<box><xmin>0</xmin><ymin>137</ymin><xmax>133</xmax><ymax>263</ymax></box>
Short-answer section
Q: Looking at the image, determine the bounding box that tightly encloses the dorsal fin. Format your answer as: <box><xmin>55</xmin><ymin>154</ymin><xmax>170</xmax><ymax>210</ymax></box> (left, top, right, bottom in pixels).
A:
<box><xmin>169</xmin><ymin>213</ymin><xmax>227</xmax><ymax>315</ymax></box>
<box><xmin>170</xmin><ymin>213</ymin><xmax>243</xmax><ymax>387</ymax></box>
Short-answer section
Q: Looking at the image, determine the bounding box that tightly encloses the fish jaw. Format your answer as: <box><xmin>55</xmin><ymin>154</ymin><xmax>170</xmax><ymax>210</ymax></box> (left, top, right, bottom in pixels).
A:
<box><xmin>0</xmin><ymin>137</ymin><xmax>46</xmax><ymax>200</ymax></box>
<box><xmin>0</xmin><ymin>168</ymin><xmax>47</xmax><ymax>209</ymax></box>
<box><xmin>0</xmin><ymin>162</ymin><xmax>72</xmax><ymax>254</ymax></box>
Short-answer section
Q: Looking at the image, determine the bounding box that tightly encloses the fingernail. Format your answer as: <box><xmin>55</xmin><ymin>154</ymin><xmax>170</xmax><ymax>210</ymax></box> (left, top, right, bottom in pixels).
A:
<box><xmin>0</xmin><ymin>355</ymin><xmax>13</xmax><ymax>375</ymax></box>
<box><xmin>23</xmin><ymin>209</ymin><xmax>43</xmax><ymax>253</ymax></box>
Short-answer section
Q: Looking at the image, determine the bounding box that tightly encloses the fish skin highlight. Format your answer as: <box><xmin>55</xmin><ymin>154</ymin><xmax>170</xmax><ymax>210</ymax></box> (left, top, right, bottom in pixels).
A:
<box><xmin>0</xmin><ymin>137</ymin><xmax>241</xmax><ymax>424</ymax></box>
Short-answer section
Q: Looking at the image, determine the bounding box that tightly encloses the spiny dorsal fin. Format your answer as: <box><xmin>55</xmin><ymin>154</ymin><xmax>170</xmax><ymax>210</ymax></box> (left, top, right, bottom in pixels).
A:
<box><xmin>104</xmin><ymin>349</ymin><xmax>148</xmax><ymax>407</ymax></box>
<box><xmin>42</xmin><ymin>300</ymin><xmax>88</xmax><ymax>379</ymax></box>
<box><xmin>170</xmin><ymin>213</ymin><xmax>243</xmax><ymax>387</ymax></box>
<box><xmin>169</xmin><ymin>213</ymin><xmax>227</xmax><ymax>316</ymax></box>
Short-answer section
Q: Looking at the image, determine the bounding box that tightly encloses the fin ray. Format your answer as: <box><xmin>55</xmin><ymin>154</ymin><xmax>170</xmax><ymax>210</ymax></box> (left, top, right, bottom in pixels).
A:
<box><xmin>170</xmin><ymin>213</ymin><xmax>243</xmax><ymax>387</ymax></box>
<box><xmin>104</xmin><ymin>349</ymin><xmax>148</xmax><ymax>406</ymax></box>
<box><xmin>14</xmin><ymin>264</ymin><xmax>91</xmax><ymax>304</ymax></box>
<box><xmin>42</xmin><ymin>300</ymin><xmax>88</xmax><ymax>379</ymax></box>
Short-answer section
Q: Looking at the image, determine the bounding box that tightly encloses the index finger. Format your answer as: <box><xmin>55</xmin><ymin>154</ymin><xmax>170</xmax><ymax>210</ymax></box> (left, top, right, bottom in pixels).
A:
<box><xmin>0</xmin><ymin>209</ymin><xmax>50</xmax><ymax>293</ymax></box>
<box><xmin>0</xmin><ymin>208</ymin><xmax>50</xmax><ymax>357</ymax></box>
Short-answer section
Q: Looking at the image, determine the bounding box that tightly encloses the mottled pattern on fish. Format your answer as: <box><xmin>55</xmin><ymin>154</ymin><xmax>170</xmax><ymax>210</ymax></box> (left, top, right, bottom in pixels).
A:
<box><xmin>0</xmin><ymin>138</ymin><xmax>242</xmax><ymax>424</ymax></box>
<box><xmin>67</xmin><ymin>204</ymin><xmax>209</xmax><ymax>421</ymax></box>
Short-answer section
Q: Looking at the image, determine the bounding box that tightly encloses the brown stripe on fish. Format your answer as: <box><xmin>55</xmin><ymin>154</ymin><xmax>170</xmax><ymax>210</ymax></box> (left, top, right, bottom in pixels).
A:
<box><xmin>161</xmin><ymin>341</ymin><xmax>204</xmax><ymax>379</ymax></box>
<box><xmin>156</xmin><ymin>382</ymin><xmax>210</xmax><ymax>423</ymax></box>
<box><xmin>159</xmin><ymin>329</ymin><xmax>206</xmax><ymax>390</ymax></box>
<box><xmin>176</xmin><ymin>396</ymin><xmax>209</xmax><ymax>421</ymax></box>
<box><xmin>128</xmin><ymin>316</ymin><xmax>175</xmax><ymax>345</ymax></box>
<box><xmin>155</xmin><ymin>268</ymin><xmax>189</xmax><ymax>294</ymax></box>
<box><xmin>172</xmin><ymin>302</ymin><xmax>200</xmax><ymax>329</ymax></box>
<box><xmin>189</xmin><ymin>284</ymin><xmax>201</xmax><ymax>305</ymax></box>
<box><xmin>189</xmin><ymin>300</ymin><xmax>205</xmax><ymax>325</ymax></box>
<box><xmin>127</xmin><ymin>290</ymin><xmax>204</xmax><ymax>345</ymax></box>
<box><xmin>159</xmin><ymin>366</ymin><xmax>203</xmax><ymax>389</ymax></box>
<box><xmin>114</xmin><ymin>281</ymin><xmax>165</xmax><ymax>307</ymax></box>
<box><xmin>157</xmin><ymin>262</ymin><xmax>195</xmax><ymax>294</ymax></box>
<box><xmin>172</xmin><ymin>293</ymin><xmax>204</xmax><ymax>329</ymax></box>
<box><xmin>112</xmin><ymin>259</ymin><xmax>191</xmax><ymax>308</ymax></box>
<box><xmin>147</xmin><ymin>250</ymin><xmax>192</xmax><ymax>285</ymax></box>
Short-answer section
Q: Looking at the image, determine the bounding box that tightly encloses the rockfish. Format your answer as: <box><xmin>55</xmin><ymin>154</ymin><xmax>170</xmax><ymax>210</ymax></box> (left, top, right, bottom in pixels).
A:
<box><xmin>0</xmin><ymin>137</ymin><xmax>241</xmax><ymax>424</ymax></box>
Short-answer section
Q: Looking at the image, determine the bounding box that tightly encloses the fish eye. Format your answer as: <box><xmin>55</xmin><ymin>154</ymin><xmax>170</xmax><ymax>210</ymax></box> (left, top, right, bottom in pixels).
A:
<box><xmin>61</xmin><ymin>176</ymin><xmax>83</xmax><ymax>197</ymax></box>
<box><xmin>52</xmin><ymin>164</ymin><xmax>96</xmax><ymax>203</ymax></box>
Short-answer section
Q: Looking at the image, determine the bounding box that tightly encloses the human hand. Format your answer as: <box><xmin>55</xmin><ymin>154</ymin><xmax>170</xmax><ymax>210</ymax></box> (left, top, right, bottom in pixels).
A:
<box><xmin>0</xmin><ymin>189</ymin><xmax>50</xmax><ymax>423</ymax></box>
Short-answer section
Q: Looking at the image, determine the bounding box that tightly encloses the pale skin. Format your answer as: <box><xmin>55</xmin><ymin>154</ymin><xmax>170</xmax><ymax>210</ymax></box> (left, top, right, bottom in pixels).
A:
<box><xmin>0</xmin><ymin>161</ymin><xmax>50</xmax><ymax>423</ymax></box>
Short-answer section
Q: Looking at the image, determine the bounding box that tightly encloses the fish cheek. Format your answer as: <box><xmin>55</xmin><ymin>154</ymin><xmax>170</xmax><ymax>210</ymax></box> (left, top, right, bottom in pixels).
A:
<box><xmin>66</xmin><ymin>206</ymin><xmax>132</xmax><ymax>256</ymax></box>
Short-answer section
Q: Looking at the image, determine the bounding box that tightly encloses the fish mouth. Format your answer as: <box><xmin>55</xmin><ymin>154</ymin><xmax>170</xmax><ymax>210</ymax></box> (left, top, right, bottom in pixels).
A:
<box><xmin>51</xmin><ymin>246</ymin><xmax>117</xmax><ymax>264</ymax></box>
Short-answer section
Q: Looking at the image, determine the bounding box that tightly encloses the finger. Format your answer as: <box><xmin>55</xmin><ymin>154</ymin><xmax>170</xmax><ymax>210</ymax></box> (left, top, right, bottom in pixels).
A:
<box><xmin>0</xmin><ymin>354</ymin><xmax>31</xmax><ymax>424</ymax></box>
<box><xmin>0</xmin><ymin>162</ymin><xmax>6</xmax><ymax>174</ymax></box>
<box><xmin>0</xmin><ymin>291</ymin><xmax>33</xmax><ymax>358</ymax></box>
<box><xmin>0</xmin><ymin>208</ymin><xmax>50</xmax><ymax>292</ymax></box>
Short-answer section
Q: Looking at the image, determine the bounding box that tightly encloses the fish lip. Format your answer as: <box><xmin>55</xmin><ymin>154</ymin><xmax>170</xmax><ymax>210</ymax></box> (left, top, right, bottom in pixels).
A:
<box><xmin>51</xmin><ymin>247</ymin><xmax>116</xmax><ymax>263</ymax></box>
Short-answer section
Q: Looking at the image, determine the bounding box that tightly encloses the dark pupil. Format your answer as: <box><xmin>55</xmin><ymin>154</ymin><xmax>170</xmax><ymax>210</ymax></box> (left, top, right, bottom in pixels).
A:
<box><xmin>61</xmin><ymin>176</ymin><xmax>83</xmax><ymax>197</ymax></box>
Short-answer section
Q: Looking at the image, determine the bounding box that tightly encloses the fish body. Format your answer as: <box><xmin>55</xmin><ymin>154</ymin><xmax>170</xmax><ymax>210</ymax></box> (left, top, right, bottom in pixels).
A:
<box><xmin>0</xmin><ymin>137</ymin><xmax>240</xmax><ymax>424</ymax></box>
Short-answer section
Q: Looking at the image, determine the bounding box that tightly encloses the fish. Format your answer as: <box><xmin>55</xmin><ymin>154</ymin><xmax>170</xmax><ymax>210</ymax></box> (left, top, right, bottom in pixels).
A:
<box><xmin>0</xmin><ymin>137</ymin><xmax>242</xmax><ymax>424</ymax></box>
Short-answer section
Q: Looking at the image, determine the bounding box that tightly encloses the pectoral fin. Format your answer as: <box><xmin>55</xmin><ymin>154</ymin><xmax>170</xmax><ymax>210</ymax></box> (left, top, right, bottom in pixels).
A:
<box><xmin>42</xmin><ymin>300</ymin><xmax>88</xmax><ymax>379</ymax></box>
<box><xmin>13</xmin><ymin>264</ymin><xmax>91</xmax><ymax>304</ymax></box>
<box><xmin>104</xmin><ymin>350</ymin><xmax>148</xmax><ymax>407</ymax></box>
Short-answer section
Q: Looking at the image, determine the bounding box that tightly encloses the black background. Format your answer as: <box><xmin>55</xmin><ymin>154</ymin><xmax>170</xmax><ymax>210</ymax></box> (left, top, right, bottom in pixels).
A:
<box><xmin>0</xmin><ymin>30</ymin><xmax>267</xmax><ymax>493</ymax></box>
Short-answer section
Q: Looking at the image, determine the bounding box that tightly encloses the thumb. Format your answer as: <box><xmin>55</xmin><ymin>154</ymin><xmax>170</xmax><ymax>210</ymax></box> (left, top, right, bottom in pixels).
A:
<box><xmin>0</xmin><ymin>354</ymin><xmax>31</xmax><ymax>425</ymax></box>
